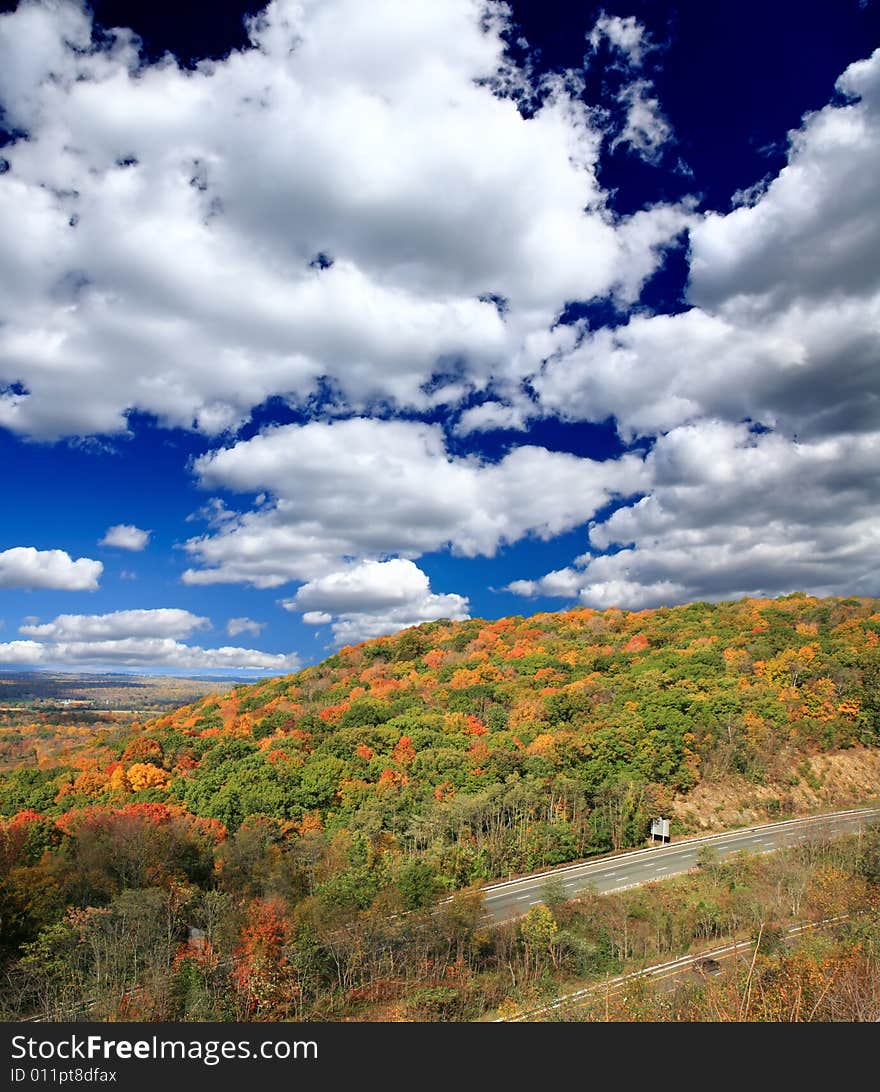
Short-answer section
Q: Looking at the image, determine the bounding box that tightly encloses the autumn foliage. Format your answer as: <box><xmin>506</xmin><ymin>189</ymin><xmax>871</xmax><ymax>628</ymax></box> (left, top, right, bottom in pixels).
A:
<box><xmin>2</xmin><ymin>595</ymin><xmax>879</xmax><ymax>871</ymax></box>
<box><xmin>1</xmin><ymin>594</ymin><xmax>880</xmax><ymax>1022</ymax></box>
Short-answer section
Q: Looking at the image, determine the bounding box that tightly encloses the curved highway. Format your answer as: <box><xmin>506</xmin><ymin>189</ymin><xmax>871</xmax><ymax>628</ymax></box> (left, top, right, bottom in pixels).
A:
<box><xmin>481</xmin><ymin>807</ymin><xmax>880</xmax><ymax>923</ymax></box>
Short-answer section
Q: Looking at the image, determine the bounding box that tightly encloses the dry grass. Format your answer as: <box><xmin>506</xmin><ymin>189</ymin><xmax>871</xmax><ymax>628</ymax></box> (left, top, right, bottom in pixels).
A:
<box><xmin>674</xmin><ymin>746</ymin><xmax>880</xmax><ymax>831</ymax></box>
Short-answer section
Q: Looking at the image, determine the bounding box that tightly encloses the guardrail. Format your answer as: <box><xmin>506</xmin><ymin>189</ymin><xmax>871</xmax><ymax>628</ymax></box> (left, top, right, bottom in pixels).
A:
<box><xmin>480</xmin><ymin>806</ymin><xmax>880</xmax><ymax>895</ymax></box>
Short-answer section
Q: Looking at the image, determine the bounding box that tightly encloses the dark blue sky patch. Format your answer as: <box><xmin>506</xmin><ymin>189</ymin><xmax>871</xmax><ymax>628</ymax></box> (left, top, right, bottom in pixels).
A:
<box><xmin>508</xmin><ymin>0</ymin><xmax>879</xmax><ymax>213</ymax></box>
<box><xmin>72</xmin><ymin>0</ymin><xmax>267</xmax><ymax>67</ymax></box>
<box><xmin>638</xmin><ymin>234</ymin><xmax>691</xmax><ymax>315</ymax></box>
<box><xmin>556</xmin><ymin>297</ymin><xmax>625</xmax><ymax>331</ymax></box>
<box><xmin>449</xmin><ymin>413</ymin><xmax>631</xmax><ymax>465</ymax></box>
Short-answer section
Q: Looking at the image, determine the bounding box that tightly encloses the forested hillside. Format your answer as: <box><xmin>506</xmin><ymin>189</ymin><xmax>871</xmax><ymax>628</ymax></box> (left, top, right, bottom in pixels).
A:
<box><xmin>1</xmin><ymin>594</ymin><xmax>879</xmax><ymax>1019</ymax></box>
<box><xmin>4</xmin><ymin>594</ymin><xmax>879</xmax><ymax>853</ymax></box>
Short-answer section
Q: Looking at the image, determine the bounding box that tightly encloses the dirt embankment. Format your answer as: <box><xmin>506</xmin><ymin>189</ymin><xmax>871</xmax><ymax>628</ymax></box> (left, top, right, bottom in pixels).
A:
<box><xmin>673</xmin><ymin>746</ymin><xmax>880</xmax><ymax>831</ymax></box>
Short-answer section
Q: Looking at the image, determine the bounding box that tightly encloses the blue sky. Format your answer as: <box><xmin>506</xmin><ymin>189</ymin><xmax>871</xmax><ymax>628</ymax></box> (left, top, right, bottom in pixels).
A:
<box><xmin>0</xmin><ymin>0</ymin><xmax>878</xmax><ymax>674</ymax></box>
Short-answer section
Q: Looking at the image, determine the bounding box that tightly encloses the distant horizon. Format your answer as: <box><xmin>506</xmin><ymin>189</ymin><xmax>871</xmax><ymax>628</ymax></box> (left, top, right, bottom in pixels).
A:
<box><xmin>3</xmin><ymin>587</ymin><xmax>876</xmax><ymax>681</ymax></box>
<box><xmin>0</xmin><ymin>666</ymin><xmax>267</xmax><ymax>682</ymax></box>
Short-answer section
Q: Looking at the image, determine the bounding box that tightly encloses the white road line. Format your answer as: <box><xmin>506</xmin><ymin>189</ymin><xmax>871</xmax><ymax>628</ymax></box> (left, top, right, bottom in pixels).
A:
<box><xmin>478</xmin><ymin>808</ymin><xmax>879</xmax><ymax>896</ymax></box>
<box><xmin>477</xmin><ymin>809</ymin><xmax>880</xmax><ymax>919</ymax></box>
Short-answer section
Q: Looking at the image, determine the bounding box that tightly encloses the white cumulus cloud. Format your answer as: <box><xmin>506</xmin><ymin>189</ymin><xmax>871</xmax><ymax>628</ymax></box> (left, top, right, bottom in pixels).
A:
<box><xmin>510</xmin><ymin>421</ymin><xmax>880</xmax><ymax>610</ymax></box>
<box><xmin>19</xmin><ymin>607</ymin><xmax>209</xmax><ymax>641</ymax></box>
<box><xmin>226</xmin><ymin>616</ymin><xmax>265</xmax><ymax>638</ymax></box>
<box><xmin>283</xmin><ymin>558</ymin><xmax>470</xmax><ymax>646</ymax></box>
<box><xmin>588</xmin><ymin>12</ymin><xmax>654</xmax><ymax>68</ymax></box>
<box><xmin>301</xmin><ymin>611</ymin><xmax>332</xmax><ymax>626</ymax></box>
<box><xmin>536</xmin><ymin>48</ymin><xmax>880</xmax><ymax>443</ymax></box>
<box><xmin>182</xmin><ymin>418</ymin><xmax>647</xmax><ymax>588</ymax></box>
<box><xmin>0</xmin><ymin>606</ymin><xmax>298</xmax><ymax>672</ymax></box>
<box><xmin>99</xmin><ymin>523</ymin><xmax>151</xmax><ymax>551</ymax></box>
<box><xmin>612</xmin><ymin>79</ymin><xmax>672</xmax><ymax>163</ymax></box>
<box><xmin>0</xmin><ymin>0</ymin><xmax>686</xmax><ymax>440</ymax></box>
<box><xmin>587</xmin><ymin>11</ymin><xmax>673</xmax><ymax>165</ymax></box>
<box><xmin>0</xmin><ymin>546</ymin><xmax>102</xmax><ymax>590</ymax></box>
<box><xmin>514</xmin><ymin>48</ymin><xmax>880</xmax><ymax>610</ymax></box>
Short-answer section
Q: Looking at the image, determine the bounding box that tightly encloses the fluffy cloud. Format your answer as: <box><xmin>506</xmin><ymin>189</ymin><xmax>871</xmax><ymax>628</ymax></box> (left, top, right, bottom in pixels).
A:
<box><xmin>2</xmin><ymin>607</ymin><xmax>298</xmax><ymax>672</ymax></box>
<box><xmin>689</xmin><ymin>50</ymin><xmax>880</xmax><ymax>313</ymax></box>
<box><xmin>588</xmin><ymin>12</ymin><xmax>654</xmax><ymax>67</ymax></box>
<box><xmin>0</xmin><ymin>641</ymin><xmax>46</xmax><ymax>666</ymax></box>
<box><xmin>0</xmin><ymin>637</ymin><xmax>299</xmax><ymax>672</ymax></box>
<box><xmin>301</xmin><ymin>611</ymin><xmax>332</xmax><ymax>626</ymax></box>
<box><xmin>612</xmin><ymin>79</ymin><xmax>672</xmax><ymax>163</ymax></box>
<box><xmin>182</xmin><ymin>418</ymin><xmax>647</xmax><ymax>587</ymax></box>
<box><xmin>0</xmin><ymin>0</ymin><xmax>685</xmax><ymax>440</ymax></box>
<box><xmin>509</xmin><ymin>421</ymin><xmax>880</xmax><ymax>609</ymax></box>
<box><xmin>282</xmin><ymin>558</ymin><xmax>470</xmax><ymax>645</ymax></box>
<box><xmin>226</xmin><ymin>617</ymin><xmax>265</xmax><ymax>638</ymax></box>
<box><xmin>0</xmin><ymin>546</ymin><xmax>102</xmax><ymax>590</ymax></box>
<box><xmin>588</xmin><ymin>11</ymin><xmax>672</xmax><ymax>165</ymax></box>
<box><xmin>20</xmin><ymin>608</ymin><xmax>208</xmax><ymax>641</ymax></box>
<box><xmin>536</xmin><ymin>48</ymin><xmax>880</xmax><ymax>442</ymax></box>
<box><xmin>99</xmin><ymin>524</ymin><xmax>151</xmax><ymax>551</ymax></box>
<box><xmin>454</xmin><ymin>400</ymin><xmax>530</xmax><ymax>436</ymax></box>
<box><xmin>512</xmin><ymin>48</ymin><xmax>880</xmax><ymax>610</ymax></box>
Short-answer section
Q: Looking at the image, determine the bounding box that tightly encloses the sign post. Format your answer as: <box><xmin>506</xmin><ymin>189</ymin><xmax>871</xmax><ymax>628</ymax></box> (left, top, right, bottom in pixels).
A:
<box><xmin>650</xmin><ymin>817</ymin><xmax>670</xmax><ymax>845</ymax></box>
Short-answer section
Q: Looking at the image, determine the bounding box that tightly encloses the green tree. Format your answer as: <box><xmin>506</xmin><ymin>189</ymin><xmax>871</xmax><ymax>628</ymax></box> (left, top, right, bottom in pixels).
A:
<box><xmin>396</xmin><ymin>859</ymin><xmax>442</xmax><ymax>910</ymax></box>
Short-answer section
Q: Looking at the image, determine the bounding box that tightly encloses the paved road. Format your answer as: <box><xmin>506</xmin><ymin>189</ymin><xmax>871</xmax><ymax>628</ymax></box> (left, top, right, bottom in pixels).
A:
<box><xmin>481</xmin><ymin>807</ymin><xmax>880</xmax><ymax>923</ymax></box>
